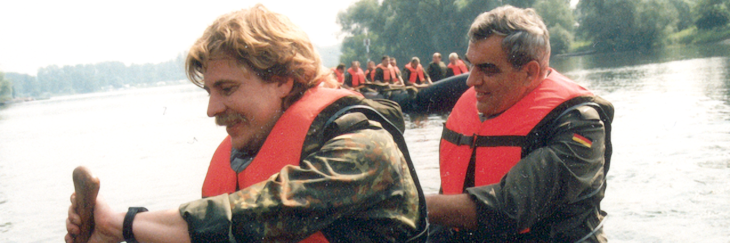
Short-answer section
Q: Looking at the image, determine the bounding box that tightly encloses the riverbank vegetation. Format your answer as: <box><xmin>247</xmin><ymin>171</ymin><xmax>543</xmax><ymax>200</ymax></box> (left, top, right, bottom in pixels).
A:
<box><xmin>337</xmin><ymin>0</ymin><xmax>730</xmax><ymax>65</ymax></box>
<box><xmin>2</xmin><ymin>54</ymin><xmax>187</xmax><ymax>101</ymax></box>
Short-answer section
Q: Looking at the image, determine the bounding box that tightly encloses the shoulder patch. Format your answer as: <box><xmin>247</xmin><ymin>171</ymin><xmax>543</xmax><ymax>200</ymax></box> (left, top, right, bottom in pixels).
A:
<box><xmin>572</xmin><ymin>133</ymin><xmax>593</xmax><ymax>148</ymax></box>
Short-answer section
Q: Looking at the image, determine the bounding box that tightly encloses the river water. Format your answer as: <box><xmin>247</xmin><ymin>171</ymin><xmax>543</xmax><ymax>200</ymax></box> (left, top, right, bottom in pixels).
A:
<box><xmin>1</xmin><ymin>43</ymin><xmax>729</xmax><ymax>242</ymax></box>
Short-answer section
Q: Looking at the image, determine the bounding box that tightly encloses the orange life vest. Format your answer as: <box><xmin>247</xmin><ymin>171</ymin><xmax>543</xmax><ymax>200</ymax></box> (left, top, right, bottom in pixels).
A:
<box><xmin>332</xmin><ymin>68</ymin><xmax>345</xmax><ymax>84</ymax></box>
<box><xmin>202</xmin><ymin>87</ymin><xmax>360</xmax><ymax>242</ymax></box>
<box><xmin>365</xmin><ymin>69</ymin><xmax>375</xmax><ymax>81</ymax></box>
<box><xmin>447</xmin><ymin>60</ymin><xmax>469</xmax><ymax>76</ymax></box>
<box><xmin>375</xmin><ymin>64</ymin><xmax>395</xmax><ymax>82</ymax></box>
<box><xmin>439</xmin><ymin>70</ymin><xmax>594</xmax><ymax>194</ymax></box>
<box><xmin>347</xmin><ymin>67</ymin><xmax>365</xmax><ymax>87</ymax></box>
<box><xmin>404</xmin><ymin>64</ymin><xmax>425</xmax><ymax>83</ymax></box>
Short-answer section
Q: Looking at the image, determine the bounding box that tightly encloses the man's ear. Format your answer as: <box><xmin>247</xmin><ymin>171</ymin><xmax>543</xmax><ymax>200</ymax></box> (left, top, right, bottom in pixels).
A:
<box><xmin>272</xmin><ymin>76</ymin><xmax>294</xmax><ymax>98</ymax></box>
<box><xmin>523</xmin><ymin>60</ymin><xmax>541</xmax><ymax>85</ymax></box>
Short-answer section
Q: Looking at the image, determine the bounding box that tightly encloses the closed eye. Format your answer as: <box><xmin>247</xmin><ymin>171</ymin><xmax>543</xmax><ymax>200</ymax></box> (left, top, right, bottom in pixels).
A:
<box><xmin>209</xmin><ymin>80</ymin><xmax>239</xmax><ymax>96</ymax></box>
<box><xmin>220</xmin><ymin>85</ymin><xmax>238</xmax><ymax>96</ymax></box>
<box><xmin>477</xmin><ymin>64</ymin><xmax>500</xmax><ymax>74</ymax></box>
<box><xmin>464</xmin><ymin>58</ymin><xmax>499</xmax><ymax>75</ymax></box>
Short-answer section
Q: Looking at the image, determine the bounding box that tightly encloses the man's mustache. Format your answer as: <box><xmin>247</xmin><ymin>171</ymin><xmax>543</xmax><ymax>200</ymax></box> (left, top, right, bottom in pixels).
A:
<box><xmin>215</xmin><ymin>112</ymin><xmax>247</xmax><ymax>126</ymax></box>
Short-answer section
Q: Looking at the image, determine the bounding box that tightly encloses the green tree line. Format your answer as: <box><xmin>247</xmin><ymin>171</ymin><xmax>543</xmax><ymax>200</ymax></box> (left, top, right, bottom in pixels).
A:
<box><xmin>337</xmin><ymin>0</ymin><xmax>730</xmax><ymax>66</ymax></box>
<box><xmin>2</xmin><ymin>53</ymin><xmax>187</xmax><ymax>101</ymax></box>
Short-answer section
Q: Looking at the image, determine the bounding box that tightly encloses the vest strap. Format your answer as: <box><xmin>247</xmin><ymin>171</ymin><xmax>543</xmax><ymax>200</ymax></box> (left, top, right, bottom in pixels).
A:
<box><xmin>442</xmin><ymin>127</ymin><xmax>528</xmax><ymax>148</ymax></box>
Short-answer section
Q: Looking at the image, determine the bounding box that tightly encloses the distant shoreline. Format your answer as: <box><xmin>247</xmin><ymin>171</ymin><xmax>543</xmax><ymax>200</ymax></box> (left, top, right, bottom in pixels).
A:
<box><xmin>553</xmin><ymin>50</ymin><xmax>597</xmax><ymax>58</ymax></box>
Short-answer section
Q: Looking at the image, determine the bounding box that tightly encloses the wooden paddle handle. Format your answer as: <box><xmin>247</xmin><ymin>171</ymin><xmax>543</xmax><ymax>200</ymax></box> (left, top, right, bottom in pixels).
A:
<box><xmin>72</xmin><ymin>166</ymin><xmax>100</xmax><ymax>243</ymax></box>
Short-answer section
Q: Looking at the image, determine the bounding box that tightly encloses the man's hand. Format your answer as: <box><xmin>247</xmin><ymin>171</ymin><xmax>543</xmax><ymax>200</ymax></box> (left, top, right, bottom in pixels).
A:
<box><xmin>65</xmin><ymin>194</ymin><xmax>125</xmax><ymax>243</ymax></box>
<box><xmin>425</xmin><ymin>193</ymin><xmax>478</xmax><ymax>230</ymax></box>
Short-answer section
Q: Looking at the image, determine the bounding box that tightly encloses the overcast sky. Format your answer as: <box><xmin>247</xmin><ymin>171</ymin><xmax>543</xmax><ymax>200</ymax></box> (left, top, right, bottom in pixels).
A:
<box><xmin>0</xmin><ymin>0</ymin><xmax>359</xmax><ymax>75</ymax></box>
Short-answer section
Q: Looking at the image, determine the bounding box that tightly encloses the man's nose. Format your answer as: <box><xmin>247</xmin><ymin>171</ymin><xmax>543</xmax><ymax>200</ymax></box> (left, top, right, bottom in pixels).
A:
<box><xmin>465</xmin><ymin>74</ymin><xmax>479</xmax><ymax>87</ymax></box>
<box><xmin>207</xmin><ymin>94</ymin><xmax>225</xmax><ymax>117</ymax></box>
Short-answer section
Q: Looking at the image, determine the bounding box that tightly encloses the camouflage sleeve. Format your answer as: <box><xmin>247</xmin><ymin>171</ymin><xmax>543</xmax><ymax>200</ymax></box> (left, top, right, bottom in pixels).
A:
<box><xmin>180</xmin><ymin>120</ymin><xmax>419</xmax><ymax>242</ymax></box>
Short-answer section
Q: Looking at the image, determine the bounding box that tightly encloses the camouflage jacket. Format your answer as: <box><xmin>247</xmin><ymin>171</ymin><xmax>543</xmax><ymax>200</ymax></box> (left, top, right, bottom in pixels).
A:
<box><xmin>179</xmin><ymin>96</ymin><xmax>426</xmax><ymax>243</ymax></box>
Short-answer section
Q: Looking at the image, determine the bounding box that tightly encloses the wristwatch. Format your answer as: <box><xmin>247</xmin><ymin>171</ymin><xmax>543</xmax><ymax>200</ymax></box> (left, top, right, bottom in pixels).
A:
<box><xmin>123</xmin><ymin>207</ymin><xmax>148</xmax><ymax>243</ymax></box>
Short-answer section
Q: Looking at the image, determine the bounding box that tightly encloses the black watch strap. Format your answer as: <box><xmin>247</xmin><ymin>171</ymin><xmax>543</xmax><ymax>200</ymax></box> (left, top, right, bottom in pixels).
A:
<box><xmin>123</xmin><ymin>207</ymin><xmax>148</xmax><ymax>243</ymax></box>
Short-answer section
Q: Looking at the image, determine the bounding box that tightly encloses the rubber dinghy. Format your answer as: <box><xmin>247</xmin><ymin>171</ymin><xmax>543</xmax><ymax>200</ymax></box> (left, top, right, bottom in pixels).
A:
<box><xmin>360</xmin><ymin>73</ymin><xmax>470</xmax><ymax>114</ymax></box>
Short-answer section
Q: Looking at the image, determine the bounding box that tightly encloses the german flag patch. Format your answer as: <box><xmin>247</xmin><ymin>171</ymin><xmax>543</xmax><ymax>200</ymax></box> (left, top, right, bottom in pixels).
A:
<box><xmin>572</xmin><ymin>133</ymin><xmax>592</xmax><ymax>148</ymax></box>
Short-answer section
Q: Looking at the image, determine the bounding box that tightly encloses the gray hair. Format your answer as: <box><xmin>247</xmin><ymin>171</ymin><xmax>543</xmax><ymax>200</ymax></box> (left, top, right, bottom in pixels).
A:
<box><xmin>448</xmin><ymin>52</ymin><xmax>459</xmax><ymax>60</ymax></box>
<box><xmin>468</xmin><ymin>5</ymin><xmax>550</xmax><ymax>74</ymax></box>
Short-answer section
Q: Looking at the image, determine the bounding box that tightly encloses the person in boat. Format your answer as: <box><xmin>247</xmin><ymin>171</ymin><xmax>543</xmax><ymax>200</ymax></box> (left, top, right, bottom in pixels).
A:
<box><xmin>344</xmin><ymin>60</ymin><xmax>366</xmax><ymax>91</ymax></box>
<box><xmin>403</xmin><ymin>57</ymin><xmax>432</xmax><ymax>88</ymax></box>
<box><xmin>373</xmin><ymin>55</ymin><xmax>395</xmax><ymax>84</ymax></box>
<box><xmin>65</xmin><ymin>4</ymin><xmax>427</xmax><ymax>243</ymax></box>
<box><xmin>444</xmin><ymin>52</ymin><xmax>469</xmax><ymax>78</ymax></box>
<box><xmin>364</xmin><ymin>60</ymin><xmax>376</xmax><ymax>82</ymax></box>
<box><xmin>389</xmin><ymin>57</ymin><xmax>405</xmax><ymax>85</ymax></box>
<box><xmin>425</xmin><ymin>5</ymin><xmax>614</xmax><ymax>242</ymax></box>
<box><xmin>426</xmin><ymin>52</ymin><xmax>448</xmax><ymax>82</ymax></box>
<box><xmin>369</xmin><ymin>55</ymin><xmax>401</xmax><ymax>96</ymax></box>
<box><xmin>331</xmin><ymin>63</ymin><xmax>345</xmax><ymax>85</ymax></box>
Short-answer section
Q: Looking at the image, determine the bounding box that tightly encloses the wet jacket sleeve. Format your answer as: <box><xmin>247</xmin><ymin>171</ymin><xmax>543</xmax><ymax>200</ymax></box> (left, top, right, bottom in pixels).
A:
<box><xmin>179</xmin><ymin>120</ymin><xmax>419</xmax><ymax>242</ymax></box>
<box><xmin>465</xmin><ymin>105</ymin><xmax>608</xmax><ymax>235</ymax></box>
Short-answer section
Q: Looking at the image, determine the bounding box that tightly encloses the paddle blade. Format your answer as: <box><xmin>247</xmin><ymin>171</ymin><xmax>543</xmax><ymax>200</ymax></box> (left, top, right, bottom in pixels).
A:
<box><xmin>72</xmin><ymin>166</ymin><xmax>100</xmax><ymax>243</ymax></box>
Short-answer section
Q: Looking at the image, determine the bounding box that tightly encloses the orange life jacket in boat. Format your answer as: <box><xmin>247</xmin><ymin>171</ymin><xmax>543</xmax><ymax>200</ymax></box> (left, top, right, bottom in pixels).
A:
<box><xmin>393</xmin><ymin>65</ymin><xmax>402</xmax><ymax>76</ymax></box>
<box><xmin>202</xmin><ymin>87</ymin><xmax>359</xmax><ymax>243</ymax></box>
<box><xmin>366</xmin><ymin>69</ymin><xmax>375</xmax><ymax>81</ymax></box>
<box><xmin>447</xmin><ymin>60</ymin><xmax>469</xmax><ymax>76</ymax></box>
<box><xmin>347</xmin><ymin>67</ymin><xmax>365</xmax><ymax>87</ymax></box>
<box><xmin>375</xmin><ymin>64</ymin><xmax>395</xmax><ymax>82</ymax></box>
<box><xmin>332</xmin><ymin>68</ymin><xmax>345</xmax><ymax>84</ymax></box>
<box><xmin>439</xmin><ymin>70</ymin><xmax>594</xmax><ymax>194</ymax></box>
<box><xmin>404</xmin><ymin>64</ymin><xmax>426</xmax><ymax>84</ymax></box>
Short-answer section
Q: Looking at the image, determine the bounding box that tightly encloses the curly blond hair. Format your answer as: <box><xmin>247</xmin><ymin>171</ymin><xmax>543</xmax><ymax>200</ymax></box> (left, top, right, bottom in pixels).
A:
<box><xmin>186</xmin><ymin>4</ymin><xmax>335</xmax><ymax>109</ymax></box>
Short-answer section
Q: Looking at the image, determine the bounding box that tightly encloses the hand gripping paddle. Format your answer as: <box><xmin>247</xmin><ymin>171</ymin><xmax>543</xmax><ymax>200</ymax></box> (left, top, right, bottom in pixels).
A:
<box><xmin>72</xmin><ymin>166</ymin><xmax>100</xmax><ymax>243</ymax></box>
